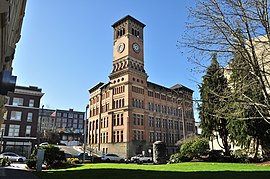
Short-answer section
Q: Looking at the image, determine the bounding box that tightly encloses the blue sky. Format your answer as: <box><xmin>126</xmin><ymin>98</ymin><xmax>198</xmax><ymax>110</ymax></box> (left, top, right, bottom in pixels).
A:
<box><xmin>13</xmin><ymin>0</ymin><xmax>200</xmax><ymax>120</ymax></box>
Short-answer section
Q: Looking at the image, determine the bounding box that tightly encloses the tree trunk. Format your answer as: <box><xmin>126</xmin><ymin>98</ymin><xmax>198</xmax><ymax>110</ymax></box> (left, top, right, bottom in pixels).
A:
<box><xmin>253</xmin><ymin>137</ymin><xmax>260</xmax><ymax>161</ymax></box>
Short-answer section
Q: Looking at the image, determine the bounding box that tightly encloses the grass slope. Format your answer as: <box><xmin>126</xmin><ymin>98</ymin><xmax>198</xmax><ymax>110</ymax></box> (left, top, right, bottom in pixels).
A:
<box><xmin>34</xmin><ymin>162</ymin><xmax>270</xmax><ymax>179</ymax></box>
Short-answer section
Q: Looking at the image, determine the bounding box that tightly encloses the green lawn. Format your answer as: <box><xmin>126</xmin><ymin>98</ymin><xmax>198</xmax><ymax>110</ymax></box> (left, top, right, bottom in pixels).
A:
<box><xmin>34</xmin><ymin>162</ymin><xmax>270</xmax><ymax>179</ymax></box>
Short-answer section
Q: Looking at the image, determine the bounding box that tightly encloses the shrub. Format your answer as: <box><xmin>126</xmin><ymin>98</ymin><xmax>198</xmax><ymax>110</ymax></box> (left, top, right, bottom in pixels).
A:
<box><xmin>190</xmin><ymin>138</ymin><xmax>210</xmax><ymax>158</ymax></box>
<box><xmin>169</xmin><ymin>137</ymin><xmax>209</xmax><ymax>163</ymax></box>
<box><xmin>1</xmin><ymin>157</ymin><xmax>11</xmax><ymax>166</ymax></box>
<box><xmin>179</xmin><ymin>139</ymin><xmax>194</xmax><ymax>159</ymax></box>
<box><xmin>169</xmin><ymin>153</ymin><xmax>183</xmax><ymax>164</ymax></box>
<box><xmin>30</xmin><ymin>144</ymin><xmax>66</xmax><ymax>168</ymax></box>
<box><xmin>179</xmin><ymin>137</ymin><xmax>210</xmax><ymax>159</ymax></box>
<box><xmin>232</xmin><ymin>149</ymin><xmax>250</xmax><ymax>163</ymax></box>
<box><xmin>207</xmin><ymin>150</ymin><xmax>224</xmax><ymax>162</ymax></box>
<box><xmin>26</xmin><ymin>159</ymin><xmax>37</xmax><ymax>169</ymax></box>
<box><xmin>169</xmin><ymin>152</ymin><xmax>193</xmax><ymax>163</ymax></box>
<box><xmin>66</xmin><ymin>158</ymin><xmax>80</xmax><ymax>164</ymax></box>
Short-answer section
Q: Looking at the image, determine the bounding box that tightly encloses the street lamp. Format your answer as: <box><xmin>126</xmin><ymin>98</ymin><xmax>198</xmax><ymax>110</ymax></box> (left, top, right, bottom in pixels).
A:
<box><xmin>179</xmin><ymin>106</ymin><xmax>186</xmax><ymax>140</ymax></box>
<box><xmin>83</xmin><ymin>104</ymin><xmax>89</xmax><ymax>163</ymax></box>
<box><xmin>38</xmin><ymin>105</ymin><xmax>44</xmax><ymax>144</ymax></box>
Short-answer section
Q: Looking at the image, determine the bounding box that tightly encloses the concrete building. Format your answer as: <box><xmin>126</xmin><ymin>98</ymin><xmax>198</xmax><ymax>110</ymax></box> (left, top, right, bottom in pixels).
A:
<box><xmin>38</xmin><ymin>108</ymin><xmax>55</xmax><ymax>135</ymax></box>
<box><xmin>0</xmin><ymin>0</ymin><xmax>27</xmax><ymax>95</ymax></box>
<box><xmin>50</xmin><ymin>109</ymin><xmax>85</xmax><ymax>146</ymax></box>
<box><xmin>88</xmin><ymin>15</ymin><xmax>195</xmax><ymax>158</ymax></box>
<box><xmin>1</xmin><ymin>85</ymin><xmax>43</xmax><ymax>157</ymax></box>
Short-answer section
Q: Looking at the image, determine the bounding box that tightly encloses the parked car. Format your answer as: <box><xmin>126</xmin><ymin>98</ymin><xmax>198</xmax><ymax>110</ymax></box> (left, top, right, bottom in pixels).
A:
<box><xmin>74</xmin><ymin>152</ymin><xmax>92</xmax><ymax>161</ymax></box>
<box><xmin>0</xmin><ymin>152</ymin><xmax>26</xmax><ymax>162</ymax></box>
<box><xmin>65</xmin><ymin>153</ymin><xmax>73</xmax><ymax>159</ymax></box>
<box><xmin>130</xmin><ymin>154</ymin><xmax>152</xmax><ymax>163</ymax></box>
<box><xmin>39</xmin><ymin>142</ymin><xmax>49</xmax><ymax>146</ymax></box>
<box><xmin>101</xmin><ymin>153</ymin><xmax>125</xmax><ymax>162</ymax></box>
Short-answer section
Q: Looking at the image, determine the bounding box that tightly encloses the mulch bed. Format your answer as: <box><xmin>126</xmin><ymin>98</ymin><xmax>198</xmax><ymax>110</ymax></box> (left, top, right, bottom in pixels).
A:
<box><xmin>256</xmin><ymin>161</ymin><xmax>270</xmax><ymax>166</ymax></box>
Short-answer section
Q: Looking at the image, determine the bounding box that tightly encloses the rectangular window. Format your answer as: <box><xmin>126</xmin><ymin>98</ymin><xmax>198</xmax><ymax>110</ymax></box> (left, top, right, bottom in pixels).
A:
<box><xmin>168</xmin><ymin>120</ymin><xmax>172</xmax><ymax>129</ymax></box>
<box><xmin>68</xmin><ymin>113</ymin><xmax>73</xmax><ymax>118</ymax></box>
<box><xmin>12</xmin><ymin>97</ymin><xmax>23</xmax><ymax>106</ymax></box>
<box><xmin>25</xmin><ymin>126</ymin><xmax>31</xmax><ymax>136</ymax></box>
<box><xmin>117</xmin><ymin>131</ymin><xmax>120</xmax><ymax>142</ymax></box>
<box><xmin>149</xmin><ymin>132</ymin><xmax>155</xmax><ymax>143</ymax></box>
<box><xmin>162</xmin><ymin>119</ymin><xmax>166</xmax><ymax>128</ymax></box>
<box><xmin>141</xmin><ymin>131</ymin><xmax>144</xmax><ymax>140</ymax></box>
<box><xmin>29</xmin><ymin>99</ymin><xmax>34</xmax><ymax>107</ymax></box>
<box><xmin>27</xmin><ymin>112</ymin><xmax>33</xmax><ymax>122</ymax></box>
<box><xmin>113</xmin><ymin>131</ymin><xmax>116</xmax><ymax>143</ymax></box>
<box><xmin>133</xmin><ymin>130</ymin><xmax>137</xmax><ymax>140</ymax></box>
<box><xmin>156</xmin><ymin>118</ymin><xmax>160</xmax><ymax>128</ymax></box>
<box><xmin>140</xmin><ymin>115</ymin><xmax>144</xmax><ymax>126</ymax></box>
<box><xmin>121</xmin><ymin>114</ymin><xmax>124</xmax><ymax>125</ymax></box>
<box><xmin>133</xmin><ymin>114</ymin><xmax>136</xmax><ymax>125</ymax></box>
<box><xmin>8</xmin><ymin>125</ymin><xmax>20</xmax><ymax>136</ymax></box>
<box><xmin>63</xmin><ymin>113</ymin><xmax>68</xmax><ymax>118</ymax></box>
<box><xmin>113</xmin><ymin>115</ymin><xmax>116</xmax><ymax>126</ymax></box>
<box><xmin>10</xmin><ymin>111</ymin><xmax>22</xmax><ymax>121</ymax></box>
<box><xmin>148</xmin><ymin>116</ymin><xmax>154</xmax><ymax>127</ymax></box>
<box><xmin>174</xmin><ymin>121</ymin><xmax>179</xmax><ymax>130</ymax></box>
<box><xmin>56</xmin><ymin>122</ymin><xmax>61</xmax><ymax>127</ymax></box>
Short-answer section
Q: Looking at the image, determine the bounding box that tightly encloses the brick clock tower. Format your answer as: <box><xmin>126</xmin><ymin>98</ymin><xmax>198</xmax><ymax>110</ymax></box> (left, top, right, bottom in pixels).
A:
<box><xmin>88</xmin><ymin>15</ymin><xmax>195</xmax><ymax>158</ymax></box>
<box><xmin>110</xmin><ymin>15</ymin><xmax>147</xmax><ymax>80</ymax></box>
<box><xmin>109</xmin><ymin>15</ymin><xmax>149</xmax><ymax>157</ymax></box>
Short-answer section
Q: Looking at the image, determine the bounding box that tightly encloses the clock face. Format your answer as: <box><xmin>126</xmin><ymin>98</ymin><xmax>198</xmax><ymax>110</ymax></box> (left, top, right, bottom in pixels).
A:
<box><xmin>132</xmin><ymin>43</ymin><xmax>140</xmax><ymax>53</ymax></box>
<box><xmin>117</xmin><ymin>43</ymin><xmax>125</xmax><ymax>53</ymax></box>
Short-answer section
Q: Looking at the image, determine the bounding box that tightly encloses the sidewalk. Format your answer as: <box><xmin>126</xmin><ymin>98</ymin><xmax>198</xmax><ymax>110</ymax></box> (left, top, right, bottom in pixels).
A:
<box><xmin>0</xmin><ymin>163</ymin><xmax>38</xmax><ymax>179</ymax></box>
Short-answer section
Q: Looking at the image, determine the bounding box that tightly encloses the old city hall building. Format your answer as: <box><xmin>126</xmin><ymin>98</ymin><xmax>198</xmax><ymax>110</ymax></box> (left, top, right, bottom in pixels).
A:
<box><xmin>88</xmin><ymin>15</ymin><xmax>195</xmax><ymax>158</ymax></box>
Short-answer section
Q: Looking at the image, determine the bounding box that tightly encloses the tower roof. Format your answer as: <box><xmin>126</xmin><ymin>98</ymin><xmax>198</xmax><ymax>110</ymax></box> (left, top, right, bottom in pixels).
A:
<box><xmin>170</xmin><ymin>84</ymin><xmax>194</xmax><ymax>93</ymax></box>
<box><xmin>112</xmin><ymin>15</ymin><xmax>146</xmax><ymax>28</ymax></box>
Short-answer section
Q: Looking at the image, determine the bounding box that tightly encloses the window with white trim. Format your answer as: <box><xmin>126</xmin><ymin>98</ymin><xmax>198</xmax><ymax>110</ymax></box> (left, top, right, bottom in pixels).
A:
<box><xmin>29</xmin><ymin>99</ymin><xmax>34</xmax><ymax>107</ymax></box>
<box><xmin>8</xmin><ymin>125</ymin><xmax>20</xmax><ymax>136</ymax></box>
<box><xmin>25</xmin><ymin>126</ymin><xmax>31</xmax><ymax>136</ymax></box>
<box><xmin>12</xmin><ymin>97</ymin><xmax>23</xmax><ymax>106</ymax></box>
<box><xmin>27</xmin><ymin>112</ymin><xmax>33</xmax><ymax>122</ymax></box>
<box><xmin>10</xmin><ymin>111</ymin><xmax>22</xmax><ymax>121</ymax></box>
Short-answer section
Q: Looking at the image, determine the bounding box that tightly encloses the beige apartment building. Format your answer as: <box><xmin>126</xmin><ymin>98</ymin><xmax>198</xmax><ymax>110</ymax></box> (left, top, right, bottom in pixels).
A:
<box><xmin>0</xmin><ymin>0</ymin><xmax>27</xmax><ymax>95</ymax></box>
<box><xmin>88</xmin><ymin>15</ymin><xmax>195</xmax><ymax>158</ymax></box>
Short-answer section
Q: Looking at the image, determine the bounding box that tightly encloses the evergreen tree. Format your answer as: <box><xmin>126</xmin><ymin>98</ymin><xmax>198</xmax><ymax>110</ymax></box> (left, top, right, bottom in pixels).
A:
<box><xmin>199</xmin><ymin>53</ymin><xmax>231</xmax><ymax>156</ymax></box>
<box><xmin>229</xmin><ymin>51</ymin><xmax>270</xmax><ymax>159</ymax></box>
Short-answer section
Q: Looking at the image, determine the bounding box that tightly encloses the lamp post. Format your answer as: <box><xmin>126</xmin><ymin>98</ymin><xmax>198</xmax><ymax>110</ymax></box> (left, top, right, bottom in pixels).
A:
<box><xmin>0</xmin><ymin>129</ymin><xmax>4</xmax><ymax>153</ymax></box>
<box><xmin>38</xmin><ymin>105</ymin><xmax>44</xmax><ymax>144</ymax></box>
<box><xmin>83</xmin><ymin>104</ymin><xmax>89</xmax><ymax>163</ymax></box>
<box><xmin>179</xmin><ymin>106</ymin><xmax>186</xmax><ymax>140</ymax></box>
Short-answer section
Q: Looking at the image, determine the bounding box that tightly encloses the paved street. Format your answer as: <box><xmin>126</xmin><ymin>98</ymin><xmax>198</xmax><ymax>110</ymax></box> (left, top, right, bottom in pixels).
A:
<box><xmin>0</xmin><ymin>163</ymin><xmax>38</xmax><ymax>179</ymax></box>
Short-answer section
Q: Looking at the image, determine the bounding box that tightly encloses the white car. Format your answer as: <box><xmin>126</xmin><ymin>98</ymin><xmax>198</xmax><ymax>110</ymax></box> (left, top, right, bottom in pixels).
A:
<box><xmin>39</xmin><ymin>142</ymin><xmax>49</xmax><ymax>146</ymax></box>
<box><xmin>0</xmin><ymin>152</ymin><xmax>26</xmax><ymax>162</ymax></box>
<box><xmin>130</xmin><ymin>154</ymin><xmax>152</xmax><ymax>163</ymax></box>
<box><xmin>101</xmin><ymin>154</ymin><xmax>125</xmax><ymax>162</ymax></box>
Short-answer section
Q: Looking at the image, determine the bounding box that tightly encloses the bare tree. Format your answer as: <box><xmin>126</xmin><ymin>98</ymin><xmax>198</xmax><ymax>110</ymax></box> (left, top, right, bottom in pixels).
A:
<box><xmin>180</xmin><ymin>0</ymin><xmax>270</xmax><ymax>124</ymax></box>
